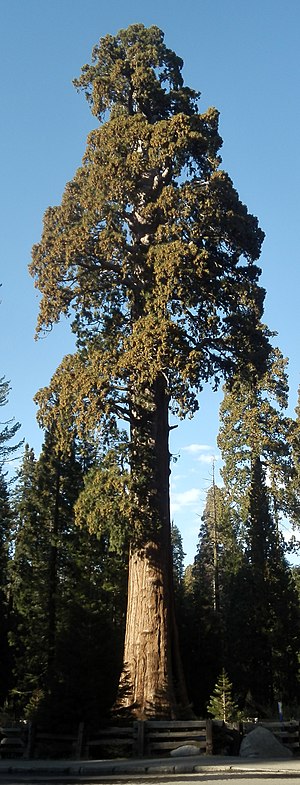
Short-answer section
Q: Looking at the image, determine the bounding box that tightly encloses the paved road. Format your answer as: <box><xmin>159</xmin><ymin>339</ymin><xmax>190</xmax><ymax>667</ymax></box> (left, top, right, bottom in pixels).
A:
<box><xmin>1</xmin><ymin>776</ymin><xmax>300</xmax><ymax>785</ymax></box>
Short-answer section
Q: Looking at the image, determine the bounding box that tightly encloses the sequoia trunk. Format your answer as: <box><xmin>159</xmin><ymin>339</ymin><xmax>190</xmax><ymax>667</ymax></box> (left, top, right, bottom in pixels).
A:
<box><xmin>117</xmin><ymin>375</ymin><xmax>191</xmax><ymax>718</ymax></box>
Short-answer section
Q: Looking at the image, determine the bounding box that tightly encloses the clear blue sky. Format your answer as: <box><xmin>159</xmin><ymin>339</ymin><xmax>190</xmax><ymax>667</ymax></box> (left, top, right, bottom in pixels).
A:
<box><xmin>1</xmin><ymin>0</ymin><xmax>300</xmax><ymax>562</ymax></box>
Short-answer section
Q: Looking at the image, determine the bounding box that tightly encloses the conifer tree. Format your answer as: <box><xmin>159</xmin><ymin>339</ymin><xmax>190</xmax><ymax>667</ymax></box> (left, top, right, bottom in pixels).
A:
<box><xmin>218</xmin><ymin>346</ymin><xmax>292</xmax><ymax>526</ymax></box>
<box><xmin>218</xmin><ymin>354</ymin><xmax>300</xmax><ymax>708</ymax></box>
<box><xmin>0</xmin><ymin>470</ymin><xmax>13</xmax><ymax>705</ymax></box>
<box><xmin>0</xmin><ymin>377</ymin><xmax>22</xmax><ymax>466</ymax></box>
<box><xmin>194</xmin><ymin>483</ymin><xmax>242</xmax><ymax>614</ymax></box>
<box><xmin>29</xmin><ymin>24</ymin><xmax>269</xmax><ymax>717</ymax></box>
<box><xmin>226</xmin><ymin>458</ymin><xmax>300</xmax><ymax>707</ymax></box>
<box><xmin>171</xmin><ymin>522</ymin><xmax>185</xmax><ymax>589</ymax></box>
<box><xmin>207</xmin><ymin>669</ymin><xmax>238</xmax><ymax>722</ymax></box>
<box><xmin>184</xmin><ymin>485</ymin><xmax>242</xmax><ymax>715</ymax></box>
<box><xmin>10</xmin><ymin>436</ymin><xmax>128</xmax><ymax>724</ymax></box>
<box><xmin>288</xmin><ymin>386</ymin><xmax>300</xmax><ymax>530</ymax></box>
<box><xmin>0</xmin><ymin>374</ymin><xmax>22</xmax><ymax>705</ymax></box>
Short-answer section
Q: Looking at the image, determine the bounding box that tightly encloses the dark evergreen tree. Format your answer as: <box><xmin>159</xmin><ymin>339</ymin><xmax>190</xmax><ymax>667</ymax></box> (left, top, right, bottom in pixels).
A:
<box><xmin>288</xmin><ymin>386</ymin><xmax>300</xmax><ymax>533</ymax></box>
<box><xmin>9</xmin><ymin>445</ymin><xmax>43</xmax><ymax>714</ymax></box>
<box><xmin>171</xmin><ymin>522</ymin><xmax>185</xmax><ymax>589</ymax></box>
<box><xmin>218</xmin><ymin>347</ymin><xmax>293</xmax><ymax>526</ymax></box>
<box><xmin>217</xmin><ymin>348</ymin><xmax>300</xmax><ymax>708</ymax></box>
<box><xmin>0</xmin><ymin>374</ymin><xmax>22</xmax><ymax>707</ymax></box>
<box><xmin>183</xmin><ymin>485</ymin><xmax>242</xmax><ymax>715</ymax></box>
<box><xmin>0</xmin><ymin>377</ymin><xmax>22</xmax><ymax>466</ymax></box>
<box><xmin>226</xmin><ymin>458</ymin><xmax>300</xmax><ymax>709</ymax></box>
<box><xmin>194</xmin><ymin>483</ymin><xmax>242</xmax><ymax>615</ymax></box>
<box><xmin>0</xmin><ymin>471</ymin><xmax>14</xmax><ymax>705</ymax></box>
<box><xmin>10</xmin><ymin>435</ymin><xmax>128</xmax><ymax>726</ymax></box>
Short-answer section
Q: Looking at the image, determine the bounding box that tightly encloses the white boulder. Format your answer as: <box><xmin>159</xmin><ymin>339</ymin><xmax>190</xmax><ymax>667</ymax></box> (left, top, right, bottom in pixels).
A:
<box><xmin>170</xmin><ymin>744</ymin><xmax>200</xmax><ymax>757</ymax></box>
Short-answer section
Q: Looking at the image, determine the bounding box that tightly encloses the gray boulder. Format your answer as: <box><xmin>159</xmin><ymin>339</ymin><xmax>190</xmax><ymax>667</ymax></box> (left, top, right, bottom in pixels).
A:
<box><xmin>170</xmin><ymin>744</ymin><xmax>200</xmax><ymax>757</ymax></box>
<box><xmin>239</xmin><ymin>726</ymin><xmax>293</xmax><ymax>758</ymax></box>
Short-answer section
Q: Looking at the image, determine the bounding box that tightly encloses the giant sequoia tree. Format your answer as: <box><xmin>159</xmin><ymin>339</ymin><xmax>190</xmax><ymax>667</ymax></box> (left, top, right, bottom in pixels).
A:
<box><xmin>30</xmin><ymin>25</ymin><xmax>268</xmax><ymax>718</ymax></box>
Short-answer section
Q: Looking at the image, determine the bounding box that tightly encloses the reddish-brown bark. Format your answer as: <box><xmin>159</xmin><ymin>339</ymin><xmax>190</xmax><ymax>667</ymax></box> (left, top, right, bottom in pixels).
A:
<box><xmin>116</xmin><ymin>376</ymin><xmax>192</xmax><ymax>718</ymax></box>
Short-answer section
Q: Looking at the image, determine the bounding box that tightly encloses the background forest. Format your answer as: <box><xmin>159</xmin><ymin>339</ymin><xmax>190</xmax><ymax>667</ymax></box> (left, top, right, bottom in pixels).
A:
<box><xmin>2</xmin><ymin>6</ymin><xmax>300</xmax><ymax>729</ymax></box>
<box><xmin>2</xmin><ymin>349</ymin><xmax>300</xmax><ymax>726</ymax></box>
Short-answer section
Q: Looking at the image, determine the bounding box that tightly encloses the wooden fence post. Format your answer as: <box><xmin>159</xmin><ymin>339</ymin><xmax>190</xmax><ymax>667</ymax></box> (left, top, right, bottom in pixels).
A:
<box><xmin>134</xmin><ymin>720</ymin><xmax>145</xmax><ymax>757</ymax></box>
<box><xmin>206</xmin><ymin>718</ymin><xmax>213</xmax><ymax>755</ymax></box>
<box><xmin>75</xmin><ymin>722</ymin><xmax>84</xmax><ymax>759</ymax></box>
<box><xmin>25</xmin><ymin>722</ymin><xmax>36</xmax><ymax>759</ymax></box>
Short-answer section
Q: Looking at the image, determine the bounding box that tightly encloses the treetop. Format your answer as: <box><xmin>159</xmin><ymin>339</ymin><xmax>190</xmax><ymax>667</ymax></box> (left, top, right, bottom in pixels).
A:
<box><xmin>73</xmin><ymin>23</ymin><xmax>200</xmax><ymax>122</ymax></box>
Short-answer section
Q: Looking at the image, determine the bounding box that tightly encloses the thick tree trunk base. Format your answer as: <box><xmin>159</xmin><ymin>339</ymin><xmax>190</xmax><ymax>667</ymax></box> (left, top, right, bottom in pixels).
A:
<box><xmin>115</xmin><ymin>542</ymin><xmax>193</xmax><ymax>720</ymax></box>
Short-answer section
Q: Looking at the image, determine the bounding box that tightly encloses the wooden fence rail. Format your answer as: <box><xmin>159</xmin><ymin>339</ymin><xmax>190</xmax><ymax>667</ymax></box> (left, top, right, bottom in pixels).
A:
<box><xmin>84</xmin><ymin>725</ymin><xmax>135</xmax><ymax>759</ymax></box>
<box><xmin>0</xmin><ymin>718</ymin><xmax>299</xmax><ymax>759</ymax></box>
<box><xmin>0</xmin><ymin>719</ymin><xmax>213</xmax><ymax>759</ymax></box>
<box><xmin>242</xmin><ymin>720</ymin><xmax>300</xmax><ymax>752</ymax></box>
<box><xmin>142</xmin><ymin>719</ymin><xmax>212</xmax><ymax>757</ymax></box>
<box><xmin>83</xmin><ymin>720</ymin><xmax>213</xmax><ymax>758</ymax></box>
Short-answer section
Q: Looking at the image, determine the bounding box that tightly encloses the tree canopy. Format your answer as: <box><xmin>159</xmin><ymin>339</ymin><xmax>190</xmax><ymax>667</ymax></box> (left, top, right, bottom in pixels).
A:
<box><xmin>29</xmin><ymin>23</ymin><xmax>271</xmax><ymax>718</ymax></box>
<box><xmin>30</xmin><ymin>24</ymin><xmax>268</xmax><ymax>449</ymax></box>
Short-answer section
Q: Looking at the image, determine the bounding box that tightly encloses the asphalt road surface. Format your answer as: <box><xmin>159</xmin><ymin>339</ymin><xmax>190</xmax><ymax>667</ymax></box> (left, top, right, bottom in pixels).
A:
<box><xmin>1</xmin><ymin>775</ymin><xmax>300</xmax><ymax>785</ymax></box>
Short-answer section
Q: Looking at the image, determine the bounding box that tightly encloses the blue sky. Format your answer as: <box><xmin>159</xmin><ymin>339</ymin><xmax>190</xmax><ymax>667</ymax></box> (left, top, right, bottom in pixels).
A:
<box><xmin>1</xmin><ymin>0</ymin><xmax>300</xmax><ymax>563</ymax></box>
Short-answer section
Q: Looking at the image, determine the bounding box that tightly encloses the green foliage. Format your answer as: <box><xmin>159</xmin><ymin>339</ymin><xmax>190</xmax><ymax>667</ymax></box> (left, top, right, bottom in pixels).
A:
<box><xmin>73</xmin><ymin>24</ymin><xmax>200</xmax><ymax>121</ymax></box>
<box><xmin>30</xmin><ymin>23</ymin><xmax>269</xmax><ymax>550</ymax></box>
<box><xmin>9</xmin><ymin>434</ymin><xmax>128</xmax><ymax>724</ymax></box>
<box><xmin>215</xmin><ymin>340</ymin><xmax>300</xmax><ymax>708</ymax></box>
<box><xmin>218</xmin><ymin>346</ymin><xmax>293</xmax><ymax>524</ymax></box>
<box><xmin>74</xmin><ymin>448</ymin><xmax>131</xmax><ymax>552</ymax></box>
<box><xmin>0</xmin><ymin>470</ymin><xmax>13</xmax><ymax>704</ymax></box>
<box><xmin>179</xmin><ymin>486</ymin><xmax>242</xmax><ymax>715</ymax></box>
<box><xmin>0</xmin><ymin>372</ymin><xmax>22</xmax><ymax>705</ymax></box>
<box><xmin>171</xmin><ymin>522</ymin><xmax>185</xmax><ymax>587</ymax></box>
<box><xmin>225</xmin><ymin>459</ymin><xmax>300</xmax><ymax>707</ymax></box>
<box><xmin>287</xmin><ymin>386</ymin><xmax>300</xmax><ymax>530</ymax></box>
<box><xmin>27</xmin><ymin>23</ymin><xmax>272</xmax><ymax>717</ymax></box>
<box><xmin>194</xmin><ymin>484</ymin><xmax>242</xmax><ymax>608</ymax></box>
<box><xmin>207</xmin><ymin>669</ymin><xmax>239</xmax><ymax>722</ymax></box>
<box><xmin>0</xmin><ymin>376</ymin><xmax>23</xmax><ymax>467</ymax></box>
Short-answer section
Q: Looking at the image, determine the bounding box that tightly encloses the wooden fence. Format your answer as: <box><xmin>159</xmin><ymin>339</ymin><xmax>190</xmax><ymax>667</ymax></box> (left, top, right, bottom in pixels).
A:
<box><xmin>0</xmin><ymin>719</ymin><xmax>212</xmax><ymax>759</ymax></box>
<box><xmin>85</xmin><ymin>719</ymin><xmax>212</xmax><ymax>758</ymax></box>
<box><xmin>142</xmin><ymin>719</ymin><xmax>212</xmax><ymax>756</ymax></box>
<box><xmin>0</xmin><ymin>718</ymin><xmax>299</xmax><ymax>759</ymax></box>
<box><xmin>242</xmin><ymin>720</ymin><xmax>300</xmax><ymax>753</ymax></box>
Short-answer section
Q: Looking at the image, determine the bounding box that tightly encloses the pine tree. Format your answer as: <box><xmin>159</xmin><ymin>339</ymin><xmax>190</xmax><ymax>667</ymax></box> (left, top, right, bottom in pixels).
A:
<box><xmin>218</xmin><ymin>353</ymin><xmax>300</xmax><ymax>709</ymax></box>
<box><xmin>171</xmin><ymin>522</ymin><xmax>185</xmax><ymax>589</ymax></box>
<box><xmin>218</xmin><ymin>346</ymin><xmax>293</xmax><ymax>526</ymax></box>
<box><xmin>226</xmin><ymin>458</ymin><xmax>300</xmax><ymax>707</ymax></box>
<box><xmin>0</xmin><ymin>470</ymin><xmax>14</xmax><ymax>705</ymax></box>
<box><xmin>182</xmin><ymin>485</ymin><xmax>242</xmax><ymax>715</ymax></box>
<box><xmin>10</xmin><ymin>443</ymin><xmax>54</xmax><ymax>713</ymax></box>
<box><xmin>10</xmin><ymin>436</ymin><xmax>128</xmax><ymax>725</ymax></box>
<box><xmin>194</xmin><ymin>483</ymin><xmax>242</xmax><ymax>614</ymax></box>
<box><xmin>29</xmin><ymin>24</ymin><xmax>269</xmax><ymax>718</ymax></box>
<box><xmin>288</xmin><ymin>386</ymin><xmax>300</xmax><ymax>531</ymax></box>
<box><xmin>207</xmin><ymin>669</ymin><xmax>238</xmax><ymax>722</ymax></box>
<box><xmin>0</xmin><ymin>377</ymin><xmax>22</xmax><ymax>466</ymax></box>
<box><xmin>0</xmin><ymin>374</ymin><xmax>22</xmax><ymax>706</ymax></box>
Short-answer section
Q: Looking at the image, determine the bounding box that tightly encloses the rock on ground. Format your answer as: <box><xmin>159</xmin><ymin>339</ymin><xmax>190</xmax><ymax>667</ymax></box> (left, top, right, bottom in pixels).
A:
<box><xmin>170</xmin><ymin>745</ymin><xmax>200</xmax><ymax>757</ymax></box>
<box><xmin>239</xmin><ymin>726</ymin><xmax>293</xmax><ymax>758</ymax></box>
